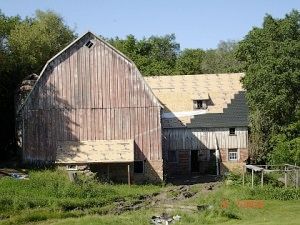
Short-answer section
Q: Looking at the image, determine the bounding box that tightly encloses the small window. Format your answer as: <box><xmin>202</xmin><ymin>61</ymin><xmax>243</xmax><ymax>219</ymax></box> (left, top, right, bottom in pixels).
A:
<box><xmin>229</xmin><ymin>128</ymin><xmax>236</xmax><ymax>135</ymax></box>
<box><xmin>228</xmin><ymin>149</ymin><xmax>238</xmax><ymax>161</ymax></box>
<box><xmin>134</xmin><ymin>161</ymin><xmax>144</xmax><ymax>173</ymax></box>
<box><xmin>66</xmin><ymin>165</ymin><xmax>78</xmax><ymax>171</ymax></box>
<box><xmin>168</xmin><ymin>150</ymin><xmax>178</xmax><ymax>163</ymax></box>
<box><xmin>85</xmin><ymin>40</ymin><xmax>94</xmax><ymax>48</ymax></box>
<box><xmin>193</xmin><ymin>100</ymin><xmax>207</xmax><ymax>110</ymax></box>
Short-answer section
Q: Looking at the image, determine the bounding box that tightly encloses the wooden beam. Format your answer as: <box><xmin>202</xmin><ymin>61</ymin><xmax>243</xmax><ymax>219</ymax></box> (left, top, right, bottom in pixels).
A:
<box><xmin>107</xmin><ymin>164</ymin><xmax>110</xmax><ymax>180</ymax></box>
<box><xmin>127</xmin><ymin>164</ymin><xmax>131</xmax><ymax>186</ymax></box>
<box><xmin>242</xmin><ymin>165</ymin><xmax>245</xmax><ymax>186</ymax></box>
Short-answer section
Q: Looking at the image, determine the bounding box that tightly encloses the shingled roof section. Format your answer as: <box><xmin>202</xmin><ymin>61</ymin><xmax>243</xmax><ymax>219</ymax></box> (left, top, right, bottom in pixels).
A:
<box><xmin>144</xmin><ymin>73</ymin><xmax>249</xmax><ymax>128</ymax></box>
<box><xmin>187</xmin><ymin>91</ymin><xmax>248</xmax><ymax>128</ymax></box>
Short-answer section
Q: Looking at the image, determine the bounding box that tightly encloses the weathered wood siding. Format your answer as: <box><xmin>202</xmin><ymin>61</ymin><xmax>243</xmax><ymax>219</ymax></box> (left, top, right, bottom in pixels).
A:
<box><xmin>163</xmin><ymin>127</ymin><xmax>248</xmax><ymax>151</ymax></box>
<box><xmin>20</xmin><ymin>33</ymin><xmax>162</xmax><ymax>163</ymax></box>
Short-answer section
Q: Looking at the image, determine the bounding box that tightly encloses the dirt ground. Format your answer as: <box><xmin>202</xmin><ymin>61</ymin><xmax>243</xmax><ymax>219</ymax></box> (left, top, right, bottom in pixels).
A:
<box><xmin>113</xmin><ymin>176</ymin><xmax>221</xmax><ymax>215</ymax></box>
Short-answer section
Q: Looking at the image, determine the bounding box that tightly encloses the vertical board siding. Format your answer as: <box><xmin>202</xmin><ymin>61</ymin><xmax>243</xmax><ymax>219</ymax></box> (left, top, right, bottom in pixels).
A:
<box><xmin>164</xmin><ymin>127</ymin><xmax>248</xmax><ymax>151</ymax></box>
<box><xmin>21</xmin><ymin>34</ymin><xmax>162</xmax><ymax>162</ymax></box>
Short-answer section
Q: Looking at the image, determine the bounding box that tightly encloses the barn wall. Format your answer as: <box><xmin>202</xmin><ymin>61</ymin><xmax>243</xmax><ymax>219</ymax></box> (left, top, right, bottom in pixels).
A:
<box><xmin>163</xmin><ymin>127</ymin><xmax>248</xmax><ymax>176</ymax></box>
<box><xmin>20</xmin><ymin>33</ymin><xmax>162</xmax><ymax>180</ymax></box>
<box><xmin>163</xmin><ymin>127</ymin><xmax>248</xmax><ymax>150</ymax></box>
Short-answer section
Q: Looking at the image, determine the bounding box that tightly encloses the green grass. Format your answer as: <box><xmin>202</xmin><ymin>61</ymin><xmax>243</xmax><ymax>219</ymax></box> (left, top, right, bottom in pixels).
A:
<box><xmin>0</xmin><ymin>169</ymin><xmax>162</xmax><ymax>225</ymax></box>
<box><xmin>0</xmin><ymin>170</ymin><xmax>299</xmax><ymax>225</ymax></box>
<box><xmin>35</xmin><ymin>200</ymin><xmax>300</xmax><ymax>225</ymax></box>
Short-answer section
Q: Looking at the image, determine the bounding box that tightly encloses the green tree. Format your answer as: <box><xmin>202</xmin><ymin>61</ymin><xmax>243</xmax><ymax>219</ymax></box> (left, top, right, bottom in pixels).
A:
<box><xmin>175</xmin><ymin>48</ymin><xmax>205</xmax><ymax>75</ymax></box>
<box><xmin>8</xmin><ymin>10</ymin><xmax>75</xmax><ymax>74</ymax></box>
<box><xmin>109</xmin><ymin>34</ymin><xmax>180</xmax><ymax>75</ymax></box>
<box><xmin>236</xmin><ymin>10</ymin><xmax>300</xmax><ymax>163</ymax></box>
<box><xmin>0</xmin><ymin>10</ymin><xmax>76</xmax><ymax>159</ymax></box>
<box><xmin>202</xmin><ymin>40</ymin><xmax>244</xmax><ymax>74</ymax></box>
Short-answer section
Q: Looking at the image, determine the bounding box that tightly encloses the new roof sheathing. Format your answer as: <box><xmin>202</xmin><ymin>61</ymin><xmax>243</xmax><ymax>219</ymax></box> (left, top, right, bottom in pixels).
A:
<box><xmin>56</xmin><ymin>139</ymin><xmax>134</xmax><ymax>164</ymax></box>
<box><xmin>144</xmin><ymin>73</ymin><xmax>248</xmax><ymax>128</ymax></box>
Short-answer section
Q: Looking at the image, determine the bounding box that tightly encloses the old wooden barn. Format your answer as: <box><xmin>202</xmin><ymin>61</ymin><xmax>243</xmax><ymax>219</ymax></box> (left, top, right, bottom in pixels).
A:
<box><xmin>16</xmin><ymin>32</ymin><xmax>163</xmax><ymax>183</ymax></box>
<box><xmin>145</xmin><ymin>73</ymin><xmax>249</xmax><ymax>176</ymax></box>
<box><xmin>17</xmin><ymin>31</ymin><xmax>249</xmax><ymax>183</ymax></box>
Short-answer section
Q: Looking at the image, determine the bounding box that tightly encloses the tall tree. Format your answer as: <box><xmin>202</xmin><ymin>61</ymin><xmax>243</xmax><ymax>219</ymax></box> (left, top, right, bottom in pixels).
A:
<box><xmin>202</xmin><ymin>40</ymin><xmax>244</xmax><ymax>74</ymax></box>
<box><xmin>109</xmin><ymin>34</ymin><xmax>180</xmax><ymax>75</ymax></box>
<box><xmin>0</xmin><ymin>10</ymin><xmax>76</xmax><ymax>160</ymax></box>
<box><xmin>175</xmin><ymin>48</ymin><xmax>205</xmax><ymax>75</ymax></box>
<box><xmin>236</xmin><ymin>10</ymin><xmax>300</xmax><ymax>163</ymax></box>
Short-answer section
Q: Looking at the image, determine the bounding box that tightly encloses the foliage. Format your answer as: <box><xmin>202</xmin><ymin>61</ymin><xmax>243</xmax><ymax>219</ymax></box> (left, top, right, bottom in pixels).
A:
<box><xmin>201</xmin><ymin>40</ymin><xmax>244</xmax><ymax>74</ymax></box>
<box><xmin>8</xmin><ymin>10</ymin><xmax>75</xmax><ymax>74</ymax></box>
<box><xmin>109</xmin><ymin>35</ymin><xmax>242</xmax><ymax>76</ymax></box>
<box><xmin>108</xmin><ymin>34</ymin><xmax>180</xmax><ymax>76</ymax></box>
<box><xmin>175</xmin><ymin>48</ymin><xmax>205</xmax><ymax>74</ymax></box>
<box><xmin>0</xmin><ymin>10</ymin><xmax>76</xmax><ymax>159</ymax></box>
<box><xmin>270</xmin><ymin>134</ymin><xmax>300</xmax><ymax>165</ymax></box>
<box><xmin>236</xmin><ymin>10</ymin><xmax>300</xmax><ymax>163</ymax></box>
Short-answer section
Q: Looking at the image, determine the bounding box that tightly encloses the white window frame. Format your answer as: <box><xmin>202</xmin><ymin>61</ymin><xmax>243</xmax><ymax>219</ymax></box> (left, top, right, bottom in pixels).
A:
<box><xmin>229</xmin><ymin>127</ymin><xmax>236</xmax><ymax>136</ymax></box>
<box><xmin>66</xmin><ymin>165</ymin><xmax>78</xmax><ymax>171</ymax></box>
<box><xmin>193</xmin><ymin>100</ymin><xmax>207</xmax><ymax>110</ymax></box>
<box><xmin>228</xmin><ymin>149</ymin><xmax>238</xmax><ymax>162</ymax></box>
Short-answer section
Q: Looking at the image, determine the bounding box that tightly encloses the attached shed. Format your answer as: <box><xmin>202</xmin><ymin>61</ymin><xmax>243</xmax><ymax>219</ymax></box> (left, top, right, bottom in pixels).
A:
<box><xmin>145</xmin><ymin>73</ymin><xmax>249</xmax><ymax>177</ymax></box>
<box><xmin>17</xmin><ymin>32</ymin><xmax>163</xmax><ymax>183</ymax></box>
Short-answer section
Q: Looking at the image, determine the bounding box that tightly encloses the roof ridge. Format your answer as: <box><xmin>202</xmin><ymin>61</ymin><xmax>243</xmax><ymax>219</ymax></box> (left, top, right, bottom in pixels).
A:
<box><xmin>17</xmin><ymin>31</ymin><xmax>162</xmax><ymax>113</ymax></box>
<box><xmin>144</xmin><ymin>72</ymin><xmax>245</xmax><ymax>79</ymax></box>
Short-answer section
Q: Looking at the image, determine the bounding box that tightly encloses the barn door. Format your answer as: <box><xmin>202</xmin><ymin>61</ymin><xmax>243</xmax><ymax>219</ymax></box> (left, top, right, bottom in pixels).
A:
<box><xmin>191</xmin><ymin>150</ymin><xmax>200</xmax><ymax>173</ymax></box>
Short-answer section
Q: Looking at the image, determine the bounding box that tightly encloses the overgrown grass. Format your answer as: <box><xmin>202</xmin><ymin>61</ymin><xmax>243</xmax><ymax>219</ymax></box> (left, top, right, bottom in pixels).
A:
<box><xmin>1</xmin><ymin>170</ymin><xmax>299</xmax><ymax>225</ymax></box>
<box><xmin>36</xmin><ymin>189</ymin><xmax>300</xmax><ymax>225</ymax></box>
<box><xmin>0</xmin><ymin>169</ymin><xmax>162</xmax><ymax>224</ymax></box>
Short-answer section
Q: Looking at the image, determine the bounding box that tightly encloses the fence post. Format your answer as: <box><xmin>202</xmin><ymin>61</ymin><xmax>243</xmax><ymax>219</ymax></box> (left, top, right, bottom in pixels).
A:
<box><xmin>261</xmin><ymin>170</ymin><xmax>264</xmax><ymax>187</ymax></box>
<box><xmin>251</xmin><ymin>169</ymin><xmax>254</xmax><ymax>188</ymax></box>
<box><xmin>284</xmin><ymin>166</ymin><xmax>288</xmax><ymax>188</ymax></box>
<box><xmin>296</xmin><ymin>169</ymin><xmax>299</xmax><ymax>189</ymax></box>
<box><xmin>242</xmin><ymin>165</ymin><xmax>245</xmax><ymax>186</ymax></box>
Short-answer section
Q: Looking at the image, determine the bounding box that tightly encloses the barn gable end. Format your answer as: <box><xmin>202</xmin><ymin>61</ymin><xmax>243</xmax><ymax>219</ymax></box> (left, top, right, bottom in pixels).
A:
<box><xmin>18</xmin><ymin>32</ymin><xmax>163</xmax><ymax>182</ymax></box>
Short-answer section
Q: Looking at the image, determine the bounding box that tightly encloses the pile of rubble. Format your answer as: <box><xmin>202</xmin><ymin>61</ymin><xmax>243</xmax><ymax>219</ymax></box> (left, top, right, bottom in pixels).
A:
<box><xmin>151</xmin><ymin>213</ymin><xmax>181</xmax><ymax>225</ymax></box>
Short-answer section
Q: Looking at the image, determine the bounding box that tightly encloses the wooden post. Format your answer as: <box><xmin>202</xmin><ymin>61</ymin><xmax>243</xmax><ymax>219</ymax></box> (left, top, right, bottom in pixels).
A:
<box><xmin>284</xmin><ymin>166</ymin><xmax>288</xmax><ymax>188</ymax></box>
<box><xmin>107</xmin><ymin>164</ymin><xmax>110</xmax><ymax>180</ymax></box>
<box><xmin>242</xmin><ymin>165</ymin><xmax>245</xmax><ymax>187</ymax></box>
<box><xmin>251</xmin><ymin>169</ymin><xmax>254</xmax><ymax>188</ymax></box>
<box><xmin>261</xmin><ymin>170</ymin><xmax>264</xmax><ymax>187</ymax></box>
<box><xmin>296</xmin><ymin>169</ymin><xmax>299</xmax><ymax>189</ymax></box>
<box><xmin>127</xmin><ymin>164</ymin><xmax>131</xmax><ymax>186</ymax></box>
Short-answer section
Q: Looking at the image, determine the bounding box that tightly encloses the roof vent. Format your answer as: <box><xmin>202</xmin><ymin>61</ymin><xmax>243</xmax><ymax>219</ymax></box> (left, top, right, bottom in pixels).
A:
<box><xmin>85</xmin><ymin>40</ymin><xmax>94</xmax><ymax>48</ymax></box>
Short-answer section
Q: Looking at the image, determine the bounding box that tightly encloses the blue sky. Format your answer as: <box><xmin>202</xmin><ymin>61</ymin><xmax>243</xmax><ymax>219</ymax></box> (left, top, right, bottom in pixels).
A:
<box><xmin>1</xmin><ymin>0</ymin><xmax>299</xmax><ymax>49</ymax></box>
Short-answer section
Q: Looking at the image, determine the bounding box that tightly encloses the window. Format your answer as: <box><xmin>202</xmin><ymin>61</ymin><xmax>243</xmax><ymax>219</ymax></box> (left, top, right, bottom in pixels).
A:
<box><xmin>193</xmin><ymin>100</ymin><xmax>207</xmax><ymax>110</ymax></box>
<box><xmin>85</xmin><ymin>40</ymin><xmax>94</xmax><ymax>48</ymax></box>
<box><xmin>66</xmin><ymin>165</ymin><xmax>78</xmax><ymax>171</ymax></box>
<box><xmin>229</xmin><ymin>127</ymin><xmax>236</xmax><ymax>135</ymax></box>
<box><xmin>134</xmin><ymin>161</ymin><xmax>144</xmax><ymax>173</ymax></box>
<box><xmin>168</xmin><ymin>150</ymin><xmax>178</xmax><ymax>163</ymax></box>
<box><xmin>228</xmin><ymin>149</ymin><xmax>238</xmax><ymax>161</ymax></box>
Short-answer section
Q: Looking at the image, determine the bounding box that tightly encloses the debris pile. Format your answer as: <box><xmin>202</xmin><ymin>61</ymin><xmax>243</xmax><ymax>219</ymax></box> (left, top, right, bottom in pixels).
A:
<box><xmin>151</xmin><ymin>213</ymin><xmax>181</xmax><ymax>225</ymax></box>
<box><xmin>0</xmin><ymin>169</ymin><xmax>29</xmax><ymax>180</ymax></box>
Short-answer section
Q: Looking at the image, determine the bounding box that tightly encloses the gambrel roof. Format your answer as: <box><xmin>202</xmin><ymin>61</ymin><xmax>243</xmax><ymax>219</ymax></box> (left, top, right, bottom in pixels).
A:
<box><xmin>18</xmin><ymin>31</ymin><xmax>162</xmax><ymax>113</ymax></box>
<box><xmin>144</xmin><ymin>73</ymin><xmax>248</xmax><ymax>128</ymax></box>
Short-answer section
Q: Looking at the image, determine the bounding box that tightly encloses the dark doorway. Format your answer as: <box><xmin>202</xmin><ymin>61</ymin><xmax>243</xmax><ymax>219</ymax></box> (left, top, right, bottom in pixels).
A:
<box><xmin>191</xmin><ymin>150</ymin><xmax>200</xmax><ymax>173</ymax></box>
